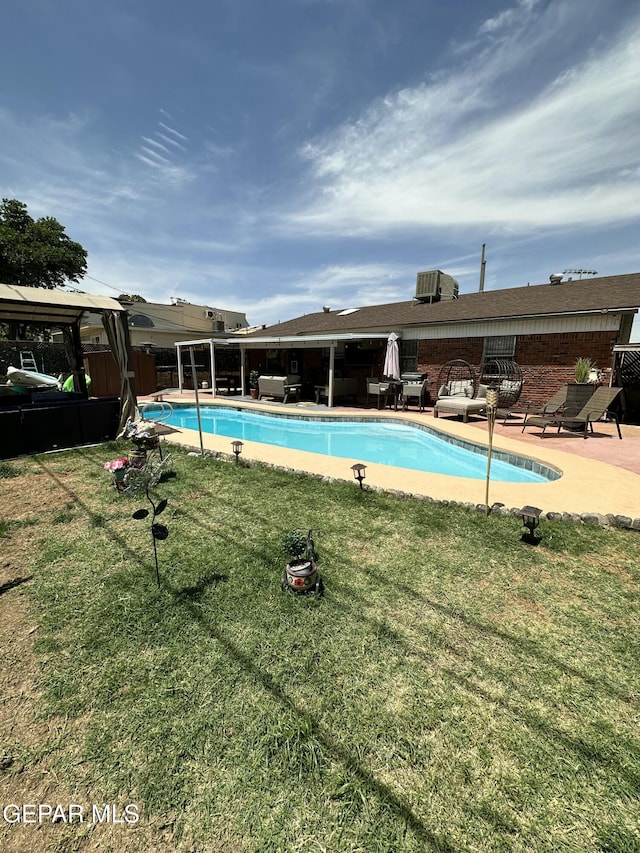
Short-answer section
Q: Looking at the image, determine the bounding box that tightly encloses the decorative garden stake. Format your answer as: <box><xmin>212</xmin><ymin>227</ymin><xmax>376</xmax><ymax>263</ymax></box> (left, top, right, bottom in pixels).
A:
<box><xmin>132</xmin><ymin>491</ymin><xmax>169</xmax><ymax>588</ymax></box>
<box><xmin>231</xmin><ymin>440</ymin><xmax>243</xmax><ymax>464</ymax></box>
<box><xmin>484</xmin><ymin>385</ymin><xmax>499</xmax><ymax>516</ymax></box>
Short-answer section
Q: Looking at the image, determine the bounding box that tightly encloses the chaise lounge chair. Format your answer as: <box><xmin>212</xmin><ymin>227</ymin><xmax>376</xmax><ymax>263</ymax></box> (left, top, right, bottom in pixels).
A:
<box><xmin>520</xmin><ymin>386</ymin><xmax>569</xmax><ymax>431</ymax></box>
<box><xmin>522</xmin><ymin>386</ymin><xmax>622</xmax><ymax>439</ymax></box>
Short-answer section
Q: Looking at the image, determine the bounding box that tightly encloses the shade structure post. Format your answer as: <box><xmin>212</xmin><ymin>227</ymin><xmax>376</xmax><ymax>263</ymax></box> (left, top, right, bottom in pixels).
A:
<box><xmin>209</xmin><ymin>341</ymin><xmax>216</xmax><ymax>397</ymax></box>
<box><xmin>328</xmin><ymin>345</ymin><xmax>335</xmax><ymax>408</ymax></box>
<box><xmin>189</xmin><ymin>346</ymin><xmax>205</xmax><ymax>458</ymax></box>
<box><xmin>177</xmin><ymin>344</ymin><xmax>184</xmax><ymax>393</ymax></box>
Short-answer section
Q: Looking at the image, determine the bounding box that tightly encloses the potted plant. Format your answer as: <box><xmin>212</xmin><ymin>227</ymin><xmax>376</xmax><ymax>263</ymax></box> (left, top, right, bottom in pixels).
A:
<box><xmin>566</xmin><ymin>357</ymin><xmax>596</xmax><ymax>413</ymax></box>
<box><xmin>249</xmin><ymin>370</ymin><xmax>260</xmax><ymax>399</ymax></box>
<box><xmin>281</xmin><ymin>529</ymin><xmax>322</xmax><ymax>596</ymax></box>
<box><xmin>104</xmin><ymin>457</ymin><xmax>130</xmax><ymax>492</ymax></box>
<box><xmin>574</xmin><ymin>357</ymin><xmax>594</xmax><ymax>384</ymax></box>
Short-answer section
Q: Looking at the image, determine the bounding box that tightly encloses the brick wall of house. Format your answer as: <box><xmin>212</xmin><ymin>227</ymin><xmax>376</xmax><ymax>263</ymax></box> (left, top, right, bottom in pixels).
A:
<box><xmin>417</xmin><ymin>330</ymin><xmax>618</xmax><ymax>406</ymax></box>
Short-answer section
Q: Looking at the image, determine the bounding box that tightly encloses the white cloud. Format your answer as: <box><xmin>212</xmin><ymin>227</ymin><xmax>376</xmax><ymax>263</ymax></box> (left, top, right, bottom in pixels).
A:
<box><xmin>478</xmin><ymin>0</ymin><xmax>542</xmax><ymax>36</ymax></box>
<box><xmin>158</xmin><ymin>121</ymin><xmax>189</xmax><ymax>142</ymax></box>
<box><xmin>286</xmin><ymin>4</ymin><xmax>640</xmax><ymax>237</ymax></box>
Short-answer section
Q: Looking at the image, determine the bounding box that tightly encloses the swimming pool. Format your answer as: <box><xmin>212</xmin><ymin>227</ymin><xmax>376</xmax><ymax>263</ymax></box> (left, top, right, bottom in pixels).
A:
<box><xmin>153</xmin><ymin>404</ymin><xmax>558</xmax><ymax>483</ymax></box>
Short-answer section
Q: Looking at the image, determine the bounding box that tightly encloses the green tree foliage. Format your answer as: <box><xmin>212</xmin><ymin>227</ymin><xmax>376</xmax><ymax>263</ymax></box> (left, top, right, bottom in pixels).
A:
<box><xmin>118</xmin><ymin>293</ymin><xmax>148</xmax><ymax>303</ymax></box>
<box><xmin>0</xmin><ymin>198</ymin><xmax>87</xmax><ymax>289</ymax></box>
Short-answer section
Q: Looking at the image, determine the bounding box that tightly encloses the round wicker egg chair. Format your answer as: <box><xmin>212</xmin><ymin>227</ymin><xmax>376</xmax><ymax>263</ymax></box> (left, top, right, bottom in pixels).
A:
<box><xmin>479</xmin><ymin>359</ymin><xmax>523</xmax><ymax>407</ymax></box>
<box><xmin>437</xmin><ymin>359</ymin><xmax>478</xmax><ymax>398</ymax></box>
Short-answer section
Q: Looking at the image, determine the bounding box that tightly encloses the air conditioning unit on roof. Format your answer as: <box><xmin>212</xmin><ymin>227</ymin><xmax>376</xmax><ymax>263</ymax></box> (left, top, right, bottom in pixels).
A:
<box><xmin>415</xmin><ymin>270</ymin><xmax>459</xmax><ymax>302</ymax></box>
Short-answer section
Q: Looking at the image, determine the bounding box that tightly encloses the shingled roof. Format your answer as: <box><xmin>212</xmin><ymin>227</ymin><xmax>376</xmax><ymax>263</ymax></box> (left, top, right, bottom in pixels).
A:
<box><xmin>248</xmin><ymin>273</ymin><xmax>640</xmax><ymax>337</ymax></box>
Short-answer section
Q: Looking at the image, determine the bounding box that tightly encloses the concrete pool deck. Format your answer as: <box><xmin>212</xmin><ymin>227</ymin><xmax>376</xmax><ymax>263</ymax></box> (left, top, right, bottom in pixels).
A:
<box><xmin>140</xmin><ymin>392</ymin><xmax>640</xmax><ymax>523</ymax></box>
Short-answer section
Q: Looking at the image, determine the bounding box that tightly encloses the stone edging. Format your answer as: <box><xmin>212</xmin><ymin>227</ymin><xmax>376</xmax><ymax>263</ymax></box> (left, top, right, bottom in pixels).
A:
<box><xmin>183</xmin><ymin>447</ymin><xmax>640</xmax><ymax>532</ymax></box>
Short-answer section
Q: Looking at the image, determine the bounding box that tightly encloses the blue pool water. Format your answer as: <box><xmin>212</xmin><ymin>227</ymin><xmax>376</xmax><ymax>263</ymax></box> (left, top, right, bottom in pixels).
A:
<box><xmin>157</xmin><ymin>405</ymin><xmax>555</xmax><ymax>483</ymax></box>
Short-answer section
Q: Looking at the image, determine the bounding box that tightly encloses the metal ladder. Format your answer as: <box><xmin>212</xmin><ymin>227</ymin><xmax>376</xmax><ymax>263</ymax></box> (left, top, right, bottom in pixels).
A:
<box><xmin>19</xmin><ymin>351</ymin><xmax>39</xmax><ymax>371</ymax></box>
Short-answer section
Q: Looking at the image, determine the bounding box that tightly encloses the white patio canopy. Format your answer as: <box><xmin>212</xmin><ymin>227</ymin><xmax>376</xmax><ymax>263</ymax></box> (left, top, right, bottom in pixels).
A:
<box><xmin>175</xmin><ymin>332</ymin><xmax>393</xmax><ymax>407</ymax></box>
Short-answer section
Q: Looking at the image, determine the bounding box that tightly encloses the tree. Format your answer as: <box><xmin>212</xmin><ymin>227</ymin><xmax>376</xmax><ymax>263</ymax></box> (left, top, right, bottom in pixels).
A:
<box><xmin>0</xmin><ymin>198</ymin><xmax>87</xmax><ymax>289</ymax></box>
<box><xmin>118</xmin><ymin>293</ymin><xmax>147</xmax><ymax>303</ymax></box>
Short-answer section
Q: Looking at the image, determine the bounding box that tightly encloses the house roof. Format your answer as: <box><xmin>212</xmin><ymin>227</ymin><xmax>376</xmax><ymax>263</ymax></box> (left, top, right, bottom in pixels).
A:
<box><xmin>0</xmin><ymin>283</ymin><xmax>125</xmax><ymax>326</ymax></box>
<box><xmin>247</xmin><ymin>273</ymin><xmax>640</xmax><ymax>338</ymax></box>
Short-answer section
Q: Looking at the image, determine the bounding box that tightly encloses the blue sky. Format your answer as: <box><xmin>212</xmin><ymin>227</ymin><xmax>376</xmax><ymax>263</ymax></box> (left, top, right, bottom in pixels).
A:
<box><xmin>1</xmin><ymin>0</ymin><xmax>639</xmax><ymax>327</ymax></box>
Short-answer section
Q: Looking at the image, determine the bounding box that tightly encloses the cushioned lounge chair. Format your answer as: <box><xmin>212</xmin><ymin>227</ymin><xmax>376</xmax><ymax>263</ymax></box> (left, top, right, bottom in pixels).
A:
<box><xmin>434</xmin><ymin>382</ymin><xmax>488</xmax><ymax>423</ymax></box>
<box><xmin>523</xmin><ymin>386</ymin><xmax>622</xmax><ymax>439</ymax></box>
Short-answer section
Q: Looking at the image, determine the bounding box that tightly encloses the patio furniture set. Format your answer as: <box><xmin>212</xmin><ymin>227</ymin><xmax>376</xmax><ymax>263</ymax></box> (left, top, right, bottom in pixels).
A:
<box><xmin>366</xmin><ymin>373</ymin><xmax>430</xmax><ymax>411</ymax></box>
<box><xmin>254</xmin><ymin>360</ymin><xmax>623</xmax><ymax>439</ymax></box>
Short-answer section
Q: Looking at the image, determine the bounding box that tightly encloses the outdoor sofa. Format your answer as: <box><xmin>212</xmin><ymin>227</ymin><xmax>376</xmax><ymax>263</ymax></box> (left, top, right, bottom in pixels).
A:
<box><xmin>258</xmin><ymin>375</ymin><xmax>302</xmax><ymax>404</ymax></box>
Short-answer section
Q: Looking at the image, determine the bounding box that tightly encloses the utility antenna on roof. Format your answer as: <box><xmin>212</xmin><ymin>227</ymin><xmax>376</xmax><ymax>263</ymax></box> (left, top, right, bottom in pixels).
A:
<box><xmin>562</xmin><ymin>269</ymin><xmax>598</xmax><ymax>279</ymax></box>
<box><xmin>479</xmin><ymin>244</ymin><xmax>487</xmax><ymax>292</ymax></box>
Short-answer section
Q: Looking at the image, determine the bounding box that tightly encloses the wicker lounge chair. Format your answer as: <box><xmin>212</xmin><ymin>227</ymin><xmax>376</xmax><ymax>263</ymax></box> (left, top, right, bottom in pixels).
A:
<box><xmin>479</xmin><ymin>359</ymin><xmax>524</xmax><ymax>409</ymax></box>
<box><xmin>433</xmin><ymin>360</ymin><xmax>487</xmax><ymax>422</ymax></box>
<box><xmin>523</xmin><ymin>386</ymin><xmax>622</xmax><ymax>439</ymax></box>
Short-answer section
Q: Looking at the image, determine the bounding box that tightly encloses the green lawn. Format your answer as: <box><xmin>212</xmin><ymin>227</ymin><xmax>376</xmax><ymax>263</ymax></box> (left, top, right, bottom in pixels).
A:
<box><xmin>1</xmin><ymin>444</ymin><xmax>640</xmax><ymax>852</ymax></box>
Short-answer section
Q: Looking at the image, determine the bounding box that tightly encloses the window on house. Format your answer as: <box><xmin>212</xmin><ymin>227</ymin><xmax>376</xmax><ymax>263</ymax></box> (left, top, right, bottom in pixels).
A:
<box><xmin>400</xmin><ymin>339</ymin><xmax>418</xmax><ymax>374</ymax></box>
<box><xmin>483</xmin><ymin>335</ymin><xmax>516</xmax><ymax>359</ymax></box>
<box><xmin>128</xmin><ymin>314</ymin><xmax>154</xmax><ymax>328</ymax></box>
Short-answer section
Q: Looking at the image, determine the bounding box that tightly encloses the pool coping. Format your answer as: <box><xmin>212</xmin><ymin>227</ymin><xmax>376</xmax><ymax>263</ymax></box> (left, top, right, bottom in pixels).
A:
<box><xmin>142</xmin><ymin>395</ymin><xmax>640</xmax><ymax>526</ymax></box>
<box><xmin>159</xmin><ymin>401</ymin><xmax>561</xmax><ymax>483</ymax></box>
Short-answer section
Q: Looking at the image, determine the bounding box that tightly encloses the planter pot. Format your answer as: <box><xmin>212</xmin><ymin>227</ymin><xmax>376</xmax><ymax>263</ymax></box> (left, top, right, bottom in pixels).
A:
<box><xmin>113</xmin><ymin>468</ymin><xmax>128</xmax><ymax>493</ymax></box>
<box><xmin>565</xmin><ymin>382</ymin><xmax>594</xmax><ymax>416</ymax></box>
<box><xmin>133</xmin><ymin>435</ymin><xmax>159</xmax><ymax>452</ymax></box>
<box><xmin>128</xmin><ymin>449</ymin><xmax>147</xmax><ymax>469</ymax></box>
<box><xmin>282</xmin><ymin>559</ymin><xmax>321</xmax><ymax>594</ymax></box>
<box><xmin>250</xmin><ymin>388</ymin><xmax>259</xmax><ymax>399</ymax></box>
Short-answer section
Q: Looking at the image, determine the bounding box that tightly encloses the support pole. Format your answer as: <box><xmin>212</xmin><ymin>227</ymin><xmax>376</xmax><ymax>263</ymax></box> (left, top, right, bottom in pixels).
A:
<box><xmin>209</xmin><ymin>340</ymin><xmax>216</xmax><ymax>397</ymax></box>
<box><xmin>328</xmin><ymin>345</ymin><xmax>335</xmax><ymax>408</ymax></box>
<box><xmin>189</xmin><ymin>346</ymin><xmax>205</xmax><ymax>458</ymax></box>
<box><xmin>177</xmin><ymin>344</ymin><xmax>183</xmax><ymax>393</ymax></box>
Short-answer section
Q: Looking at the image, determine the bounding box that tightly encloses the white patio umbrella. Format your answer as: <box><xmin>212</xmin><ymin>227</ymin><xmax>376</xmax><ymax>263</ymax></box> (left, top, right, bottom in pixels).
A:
<box><xmin>383</xmin><ymin>331</ymin><xmax>401</xmax><ymax>380</ymax></box>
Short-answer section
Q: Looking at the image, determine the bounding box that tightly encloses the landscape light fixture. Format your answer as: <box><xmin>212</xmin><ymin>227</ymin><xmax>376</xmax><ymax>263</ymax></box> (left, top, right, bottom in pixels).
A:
<box><xmin>231</xmin><ymin>440</ymin><xmax>243</xmax><ymax>464</ymax></box>
<box><xmin>516</xmin><ymin>505</ymin><xmax>542</xmax><ymax>545</ymax></box>
<box><xmin>351</xmin><ymin>463</ymin><xmax>367</xmax><ymax>490</ymax></box>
